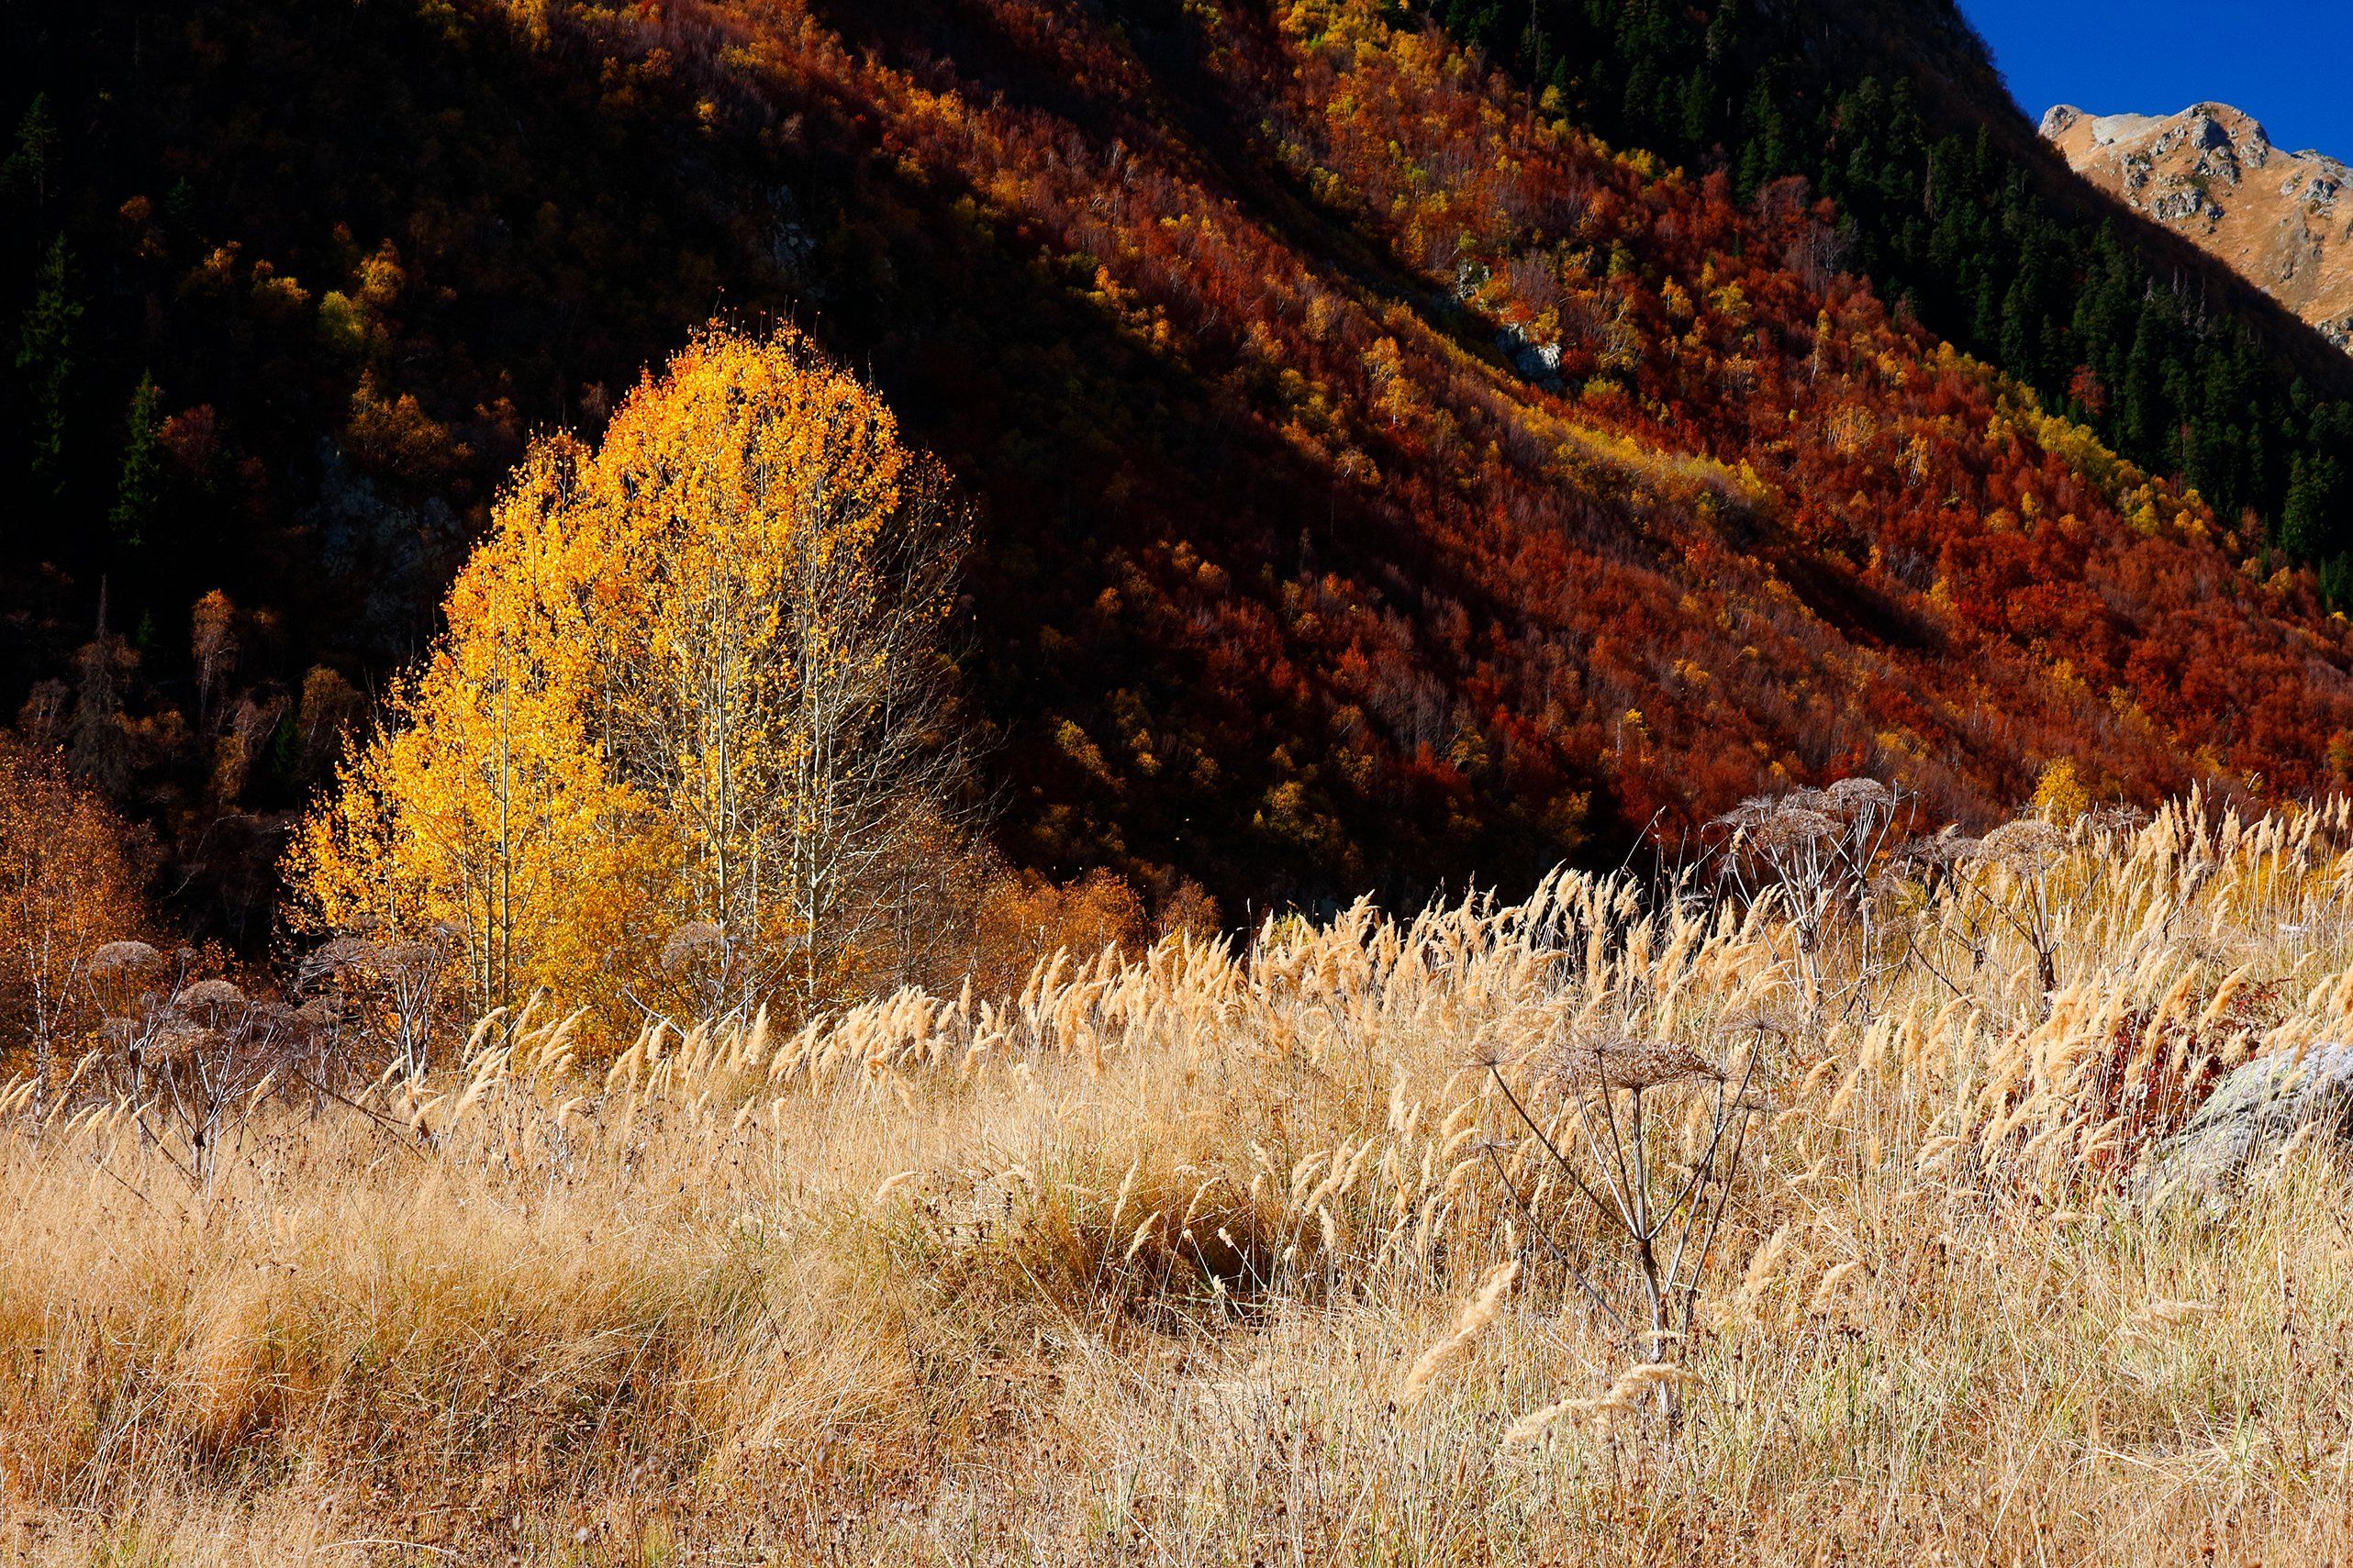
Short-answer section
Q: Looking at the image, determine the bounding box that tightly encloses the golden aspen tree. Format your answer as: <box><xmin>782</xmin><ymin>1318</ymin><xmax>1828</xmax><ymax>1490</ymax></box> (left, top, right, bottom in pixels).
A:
<box><xmin>285</xmin><ymin>323</ymin><xmax>967</xmax><ymax>1027</ymax></box>
<box><xmin>581</xmin><ymin>324</ymin><xmax>966</xmax><ymax>1015</ymax></box>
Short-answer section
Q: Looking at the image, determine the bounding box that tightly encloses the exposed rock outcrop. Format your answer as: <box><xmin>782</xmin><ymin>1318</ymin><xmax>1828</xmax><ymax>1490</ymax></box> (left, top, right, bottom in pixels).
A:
<box><xmin>2138</xmin><ymin>1043</ymin><xmax>2353</xmax><ymax>1207</ymax></box>
<box><xmin>2043</xmin><ymin>103</ymin><xmax>2353</xmax><ymax>350</ymax></box>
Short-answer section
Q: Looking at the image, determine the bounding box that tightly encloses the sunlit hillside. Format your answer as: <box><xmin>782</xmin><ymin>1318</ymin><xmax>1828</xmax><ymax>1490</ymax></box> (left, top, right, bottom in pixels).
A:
<box><xmin>5</xmin><ymin>791</ymin><xmax>2352</xmax><ymax>1562</ymax></box>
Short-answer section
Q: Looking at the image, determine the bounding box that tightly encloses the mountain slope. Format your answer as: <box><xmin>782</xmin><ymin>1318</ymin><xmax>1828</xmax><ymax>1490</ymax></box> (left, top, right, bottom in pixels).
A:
<box><xmin>5</xmin><ymin>0</ymin><xmax>2353</xmax><ymax>930</ymax></box>
<box><xmin>1427</xmin><ymin>0</ymin><xmax>2353</xmax><ymax>577</ymax></box>
<box><xmin>2043</xmin><ymin>103</ymin><xmax>2353</xmax><ymax>350</ymax></box>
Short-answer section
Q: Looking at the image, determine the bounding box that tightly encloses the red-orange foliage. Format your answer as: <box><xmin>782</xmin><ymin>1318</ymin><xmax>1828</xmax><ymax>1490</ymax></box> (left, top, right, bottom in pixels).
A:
<box><xmin>687</xmin><ymin>0</ymin><xmax>2353</xmax><ymax>896</ymax></box>
<box><xmin>67</xmin><ymin>0</ymin><xmax>2353</xmax><ymax>913</ymax></box>
<box><xmin>0</xmin><ymin>737</ymin><xmax>151</xmax><ymax>1075</ymax></box>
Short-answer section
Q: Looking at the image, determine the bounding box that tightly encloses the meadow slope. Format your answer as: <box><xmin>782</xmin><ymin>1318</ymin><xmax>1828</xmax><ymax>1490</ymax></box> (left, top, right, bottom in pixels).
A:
<box><xmin>6</xmin><ymin>791</ymin><xmax>2353</xmax><ymax>1562</ymax></box>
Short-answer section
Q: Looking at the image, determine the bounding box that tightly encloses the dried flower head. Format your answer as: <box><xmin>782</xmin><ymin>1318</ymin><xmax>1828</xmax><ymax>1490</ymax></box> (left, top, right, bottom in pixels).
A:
<box><xmin>172</xmin><ymin>979</ymin><xmax>250</xmax><ymax>1014</ymax></box>
<box><xmin>304</xmin><ymin>936</ymin><xmax>387</xmax><ymax>983</ymax></box>
<box><xmin>1899</xmin><ymin>824</ymin><xmax>1979</xmax><ymax>872</ymax></box>
<box><xmin>661</xmin><ymin>921</ymin><xmax>729</xmax><ymax>971</ymax></box>
<box><xmin>385</xmin><ymin>939</ymin><xmax>450</xmax><ymax>973</ymax></box>
<box><xmin>89</xmin><ymin>940</ymin><xmax>162</xmax><ymax>973</ymax></box>
<box><xmin>1822</xmin><ymin>776</ymin><xmax>1893</xmax><ymax>817</ymax></box>
<box><xmin>1545</xmin><ymin>1037</ymin><xmax>1728</xmax><ymax>1093</ymax></box>
<box><xmin>2084</xmin><ymin>803</ymin><xmax>2150</xmax><ymax>834</ymax></box>
<box><xmin>1970</xmin><ymin>819</ymin><xmax>2068</xmax><ymax>874</ymax></box>
<box><xmin>151</xmin><ymin>1022</ymin><xmax>218</xmax><ymax>1062</ymax></box>
<box><xmin>1712</xmin><ymin>793</ymin><xmax>1844</xmax><ymax>855</ymax></box>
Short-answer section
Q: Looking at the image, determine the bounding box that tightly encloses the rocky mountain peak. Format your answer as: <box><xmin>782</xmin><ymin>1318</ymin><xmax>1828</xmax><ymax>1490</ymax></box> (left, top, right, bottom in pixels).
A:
<box><xmin>2045</xmin><ymin>101</ymin><xmax>2353</xmax><ymax>349</ymax></box>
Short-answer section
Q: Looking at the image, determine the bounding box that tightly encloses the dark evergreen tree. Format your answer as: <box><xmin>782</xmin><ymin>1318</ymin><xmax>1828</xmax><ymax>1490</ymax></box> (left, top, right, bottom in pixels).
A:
<box><xmin>110</xmin><ymin>372</ymin><xmax>162</xmax><ymax>553</ymax></box>
<box><xmin>0</xmin><ymin>93</ymin><xmax>55</xmax><ymax>207</ymax></box>
<box><xmin>15</xmin><ymin>235</ymin><xmax>78</xmax><ymax>505</ymax></box>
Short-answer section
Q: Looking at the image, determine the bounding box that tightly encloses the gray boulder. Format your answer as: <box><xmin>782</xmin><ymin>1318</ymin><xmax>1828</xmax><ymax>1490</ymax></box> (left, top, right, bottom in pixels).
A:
<box><xmin>2138</xmin><ymin>1043</ymin><xmax>2353</xmax><ymax>1207</ymax></box>
<box><xmin>1495</xmin><ymin>324</ymin><xmax>1563</xmax><ymax>387</ymax></box>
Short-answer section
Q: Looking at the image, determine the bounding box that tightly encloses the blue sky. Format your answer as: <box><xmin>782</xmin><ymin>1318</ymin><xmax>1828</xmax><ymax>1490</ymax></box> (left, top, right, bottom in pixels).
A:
<box><xmin>1955</xmin><ymin>0</ymin><xmax>2353</xmax><ymax>158</ymax></box>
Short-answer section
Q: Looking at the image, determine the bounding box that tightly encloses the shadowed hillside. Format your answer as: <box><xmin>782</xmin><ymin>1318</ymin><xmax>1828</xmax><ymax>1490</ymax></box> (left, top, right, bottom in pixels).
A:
<box><xmin>6</xmin><ymin>0</ymin><xmax>2353</xmax><ymax>933</ymax></box>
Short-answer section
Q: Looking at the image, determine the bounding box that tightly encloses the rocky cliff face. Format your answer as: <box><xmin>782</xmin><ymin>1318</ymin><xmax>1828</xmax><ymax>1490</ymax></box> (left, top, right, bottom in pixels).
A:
<box><xmin>2043</xmin><ymin>103</ymin><xmax>2353</xmax><ymax>349</ymax></box>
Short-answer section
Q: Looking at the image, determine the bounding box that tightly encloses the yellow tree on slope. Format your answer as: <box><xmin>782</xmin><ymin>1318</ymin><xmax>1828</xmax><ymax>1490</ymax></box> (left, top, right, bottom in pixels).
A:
<box><xmin>286</xmin><ymin>324</ymin><xmax>967</xmax><ymax>1027</ymax></box>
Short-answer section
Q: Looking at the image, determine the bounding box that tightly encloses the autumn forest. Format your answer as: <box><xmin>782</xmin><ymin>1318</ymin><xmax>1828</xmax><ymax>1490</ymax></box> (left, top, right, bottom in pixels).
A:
<box><xmin>4</xmin><ymin>0</ymin><xmax>2353</xmax><ymax>979</ymax></box>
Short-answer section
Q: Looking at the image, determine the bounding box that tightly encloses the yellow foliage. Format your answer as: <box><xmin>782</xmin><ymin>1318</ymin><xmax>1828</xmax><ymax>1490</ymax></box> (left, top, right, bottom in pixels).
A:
<box><xmin>287</xmin><ymin>323</ymin><xmax>965</xmax><ymax>1024</ymax></box>
<box><xmin>2032</xmin><ymin>758</ymin><xmax>2091</xmax><ymax>824</ymax></box>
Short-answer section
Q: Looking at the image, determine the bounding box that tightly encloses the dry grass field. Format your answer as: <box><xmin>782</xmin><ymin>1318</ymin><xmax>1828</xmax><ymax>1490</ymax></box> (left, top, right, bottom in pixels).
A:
<box><xmin>5</xmin><ymin>791</ymin><xmax>2353</xmax><ymax>1564</ymax></box>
